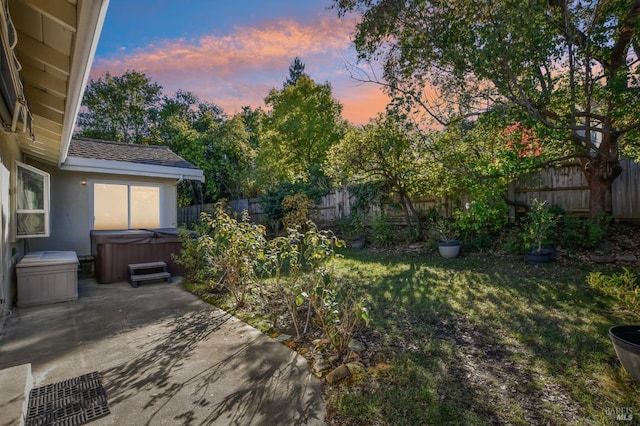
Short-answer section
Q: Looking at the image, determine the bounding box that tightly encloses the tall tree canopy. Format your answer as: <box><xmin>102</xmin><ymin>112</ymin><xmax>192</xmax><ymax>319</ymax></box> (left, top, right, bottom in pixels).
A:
<box><xmin>77</xmin><ymin>70</ymin><xmax>162</xmax><ymax>144</ymax></box>
<box><xmin>260</xmin><ymin>74</ymin><xmax>346</xmax><ymax>189</ymax></box>
<box><xmin>334</xmin><ymin>0</ymin><xmax>640</xmax><ymax>218</ymax></box>
<box><xmin>284</xmin><ymin>56</ymin><xmax>308</xmax><ymax>88</ymax></box>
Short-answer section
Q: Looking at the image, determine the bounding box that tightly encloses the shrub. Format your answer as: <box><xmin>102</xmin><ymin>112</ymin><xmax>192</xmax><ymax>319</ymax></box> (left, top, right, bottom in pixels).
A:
<box><xmin>311</xmin><ymin>281</ymin><xmax>370</xmax><ymax>359</ymax></box>
<box><xmin>175</xmin><ymin>202</ymin><xmax>266</xmax><ymax>308</ymax></box>
<box><xmin>453</xmin><ymin>199</ymin><xmax>508</xmax><ymax>241</ymax></box>
<box><xmin>556</xmin><ymin>211</ymin><xmax>610</xmax><ymax>250</ymax></box>
<box><xmin>371</xmin><ymin>216</ymin><xmax>394</xmax><ymax>246</ymax></box>
<box><xmin>282</xmin><ymin>193</ymin><xmax>314</xmax><ymax>230</ymax></box>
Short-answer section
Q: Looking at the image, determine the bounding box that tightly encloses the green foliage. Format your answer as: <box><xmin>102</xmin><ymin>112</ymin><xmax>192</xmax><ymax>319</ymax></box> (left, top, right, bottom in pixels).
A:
<box><xmin>433</xmin><ymin>216</ymin><xmax>457</xmax><ymax>243</ymax></box>
<box><xmin>327</xmin><ymin>112</ymin><xmax>425</xmax><ymax>237</ymax></box>
<box><xmin>587</xmin><ymin>269</ymin><xmax>640</xmax><ymax>320</ymax></box>
<box><xmin>522</xmin><ymin>199</ymin><xmax>557</xmax><ymax>252</ymax></box>
<box><xmin>282</xmin><ymin>193</ymin><xmax>314</xmax><ymax>230</ymax></box>
<box><xmin>371</xmin><ymin>216</ymin><xmax>394</xmax><ymax>246</ymax></box>
<box><xmin>175</xmin><ymin>202</ymin><xmax>266</xmax><ymax>307</ymax></box>
<box><xmin>453</xmin><ymin>199</ymin><xmax>508</xmax><ymax>241</ymax></box>
<box><xmin>78</xmin><ymin>70</ymin><xmax>162</xmax><ymax>144</ymax></box>
<box><xmin>259</xmin><ymin>75</ymin><xmax>346</xmax><ymax>188</ymax></box>
<box><xmin>333</xmin><ymin>0</ymin><xmax>640</xmax><ymax>218</ymax></box>
<box><xmin>348</xmin><ymin>181</ymin><xmax>386</xmax><ymax>214</ymax></box>
<box><xmin>311</xmin><ymin>282</ymin><xmax>370</xmax><ymax>358</ymax></box>
<box><xmin>336</xmin><ymin>211</ymin><xmax>367</xmax><ymax>239</ymax></box>
<box><xmin>259</xmin><ymin>223</ymin><xmax>366</xmax><ymax>355</ymax></box>
<box><xmin>260</xmin><ymin>182</ymin><xmax>327</xmax><ymax>234</ymax></box>
<box><xmin>556</xmin><ymin>210</ymin><xmax>610</xmax><ymax>250</ymax></box>
<box><xmin>283</xmin><ymin>56</ymin><xmax>308</xmax><ymax>88</ymax></box>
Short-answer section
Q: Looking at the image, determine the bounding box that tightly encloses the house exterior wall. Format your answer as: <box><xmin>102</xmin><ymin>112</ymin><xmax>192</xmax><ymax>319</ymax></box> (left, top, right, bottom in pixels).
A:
<box><xmin>0</xmin><ymin>131</ymin><xmax>25</xmax><ymax>309</ymax></box>
<box><xmin>27</xmin><ymin>160</ymin><xmax>178</xmax><ymax>256</ymax></box>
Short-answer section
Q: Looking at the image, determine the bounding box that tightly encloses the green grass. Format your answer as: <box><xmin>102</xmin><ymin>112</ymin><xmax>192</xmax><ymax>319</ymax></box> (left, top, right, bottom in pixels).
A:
<box><xmin>187</xmin><ymin>250</ymin><xmax>640</xmax><ymax>425</ymax></box>
<box><xmin>327</xmin><ymin>250</ymin><xmax>639</xmax><ymax>425</ymax></box>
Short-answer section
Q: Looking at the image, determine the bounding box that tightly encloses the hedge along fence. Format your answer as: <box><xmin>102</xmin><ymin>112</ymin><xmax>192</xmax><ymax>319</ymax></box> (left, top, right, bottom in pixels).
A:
<box><xmin>177</xmin><ymin>158</ymin><xmax>640</xmax><ymax>228</ymax></box>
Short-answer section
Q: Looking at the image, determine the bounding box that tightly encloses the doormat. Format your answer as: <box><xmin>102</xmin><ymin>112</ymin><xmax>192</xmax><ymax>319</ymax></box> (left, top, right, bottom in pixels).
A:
<box><xmin>25</xmin><ymin>371</ymin><xmax>110</xmax><ymax>426</ymax></box>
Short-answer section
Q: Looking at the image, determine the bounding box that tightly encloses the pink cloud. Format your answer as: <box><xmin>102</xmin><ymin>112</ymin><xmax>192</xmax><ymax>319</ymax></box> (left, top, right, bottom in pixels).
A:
<box><xmin>91</xmin><ymin>16</ymin><xmax>388</xmax><ymax>124</ymax></box>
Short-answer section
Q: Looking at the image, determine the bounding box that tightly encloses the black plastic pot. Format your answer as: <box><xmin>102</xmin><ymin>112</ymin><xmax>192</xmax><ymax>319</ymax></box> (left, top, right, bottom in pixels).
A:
<box><xmin>609</xmin><ymin>325</ymin><xmax>640</xmax><ymax>382</ymax></box>
<box><xmin>525</xmin><ymin>248</ymin><xmax>555</xmax><ymax>264</ymax></box>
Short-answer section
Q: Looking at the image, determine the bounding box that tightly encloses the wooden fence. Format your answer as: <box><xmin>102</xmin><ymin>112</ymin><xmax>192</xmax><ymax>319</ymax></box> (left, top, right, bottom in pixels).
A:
<box><xmin>178</xmin><ymin>159</ymin><xmax>640</xmax><ymax>227</ymax></box>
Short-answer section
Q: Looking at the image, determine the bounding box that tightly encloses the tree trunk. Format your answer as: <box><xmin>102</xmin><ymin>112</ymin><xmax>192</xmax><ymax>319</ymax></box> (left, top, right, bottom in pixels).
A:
<box><xmin>579</xmin><ymin>155</ymin><xmax>622</xmax><ymax>220</ymax></box>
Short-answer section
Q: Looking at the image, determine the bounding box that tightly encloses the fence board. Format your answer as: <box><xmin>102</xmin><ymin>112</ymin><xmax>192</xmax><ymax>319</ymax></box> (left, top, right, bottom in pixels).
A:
<box><xmin>178</xmin><ymin>159</ymin><xmax>640</xmax><ymax>227</ymax></box>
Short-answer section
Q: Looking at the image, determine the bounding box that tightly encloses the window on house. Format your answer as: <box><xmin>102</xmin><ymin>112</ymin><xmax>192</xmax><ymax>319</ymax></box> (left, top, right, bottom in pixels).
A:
<box><xmin>93</xmin><ymin>182</ymin><xmax>160</xmax><ymax>230</ymax></box>
<box><xmin>16</xmin><ymin>162</ymin><xmax>50</xmax><ymax>238</ymax></box>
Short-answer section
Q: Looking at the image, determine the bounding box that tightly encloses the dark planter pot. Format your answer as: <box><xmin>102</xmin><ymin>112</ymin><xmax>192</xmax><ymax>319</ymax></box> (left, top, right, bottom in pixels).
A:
<box><xmin>438</xmin><ymin>240</ymin><xmax>461</xmax><ymax>259</ymax></box>
<box><xmin>609</xmin><ymin>325</ymin><xmax>640</xmax><ymax>382</ymax></box>
<box><xmin>525</xmin><ymin>248</ymin><xmax>555</xmax><ymax>264</ymax></box>
<box><xmin>350</xmin><ymin>237</ymin><xmax>366</xmax><ymax>249</ymax></box>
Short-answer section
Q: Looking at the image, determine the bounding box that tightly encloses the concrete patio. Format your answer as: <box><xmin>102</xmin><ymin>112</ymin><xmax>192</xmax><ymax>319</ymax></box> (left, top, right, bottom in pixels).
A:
<box><xmin>0</xmin><ymin>278</ymin><xmax>325</xmax><ymax>425</ymax></box>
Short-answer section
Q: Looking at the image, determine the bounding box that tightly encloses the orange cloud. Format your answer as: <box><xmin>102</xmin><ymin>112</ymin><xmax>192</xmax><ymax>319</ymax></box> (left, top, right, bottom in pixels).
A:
<box><xmin>91</xmin><ymin>16</ymin><xmax>387</xmax><ymax>124</ymax></box>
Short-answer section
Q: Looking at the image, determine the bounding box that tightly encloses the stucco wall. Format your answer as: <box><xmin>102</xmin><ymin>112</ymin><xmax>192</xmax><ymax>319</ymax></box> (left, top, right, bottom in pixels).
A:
<box><xmin>0</xmin><ymin>132</ymin><xmax>25</xmax><ymax>309</ymax></box>
<box><xmin>27</xmin><ymin>160</ymin><xmax>178</xmax><ymax>256</ymax></box>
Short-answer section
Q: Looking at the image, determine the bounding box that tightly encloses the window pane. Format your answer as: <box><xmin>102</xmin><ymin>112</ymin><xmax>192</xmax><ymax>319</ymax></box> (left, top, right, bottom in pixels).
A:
<box><xmin>130</xmin><ymin>186</ymin><xmax>160</xmax><ymax>228</ymax></box>
<box><xmin>17</xmin><ymin>213</ymin><xmax>46</xmax><ymax>235</ymax></box>
<box><xmin>17</xmin><ymin>166</ymin><xmax>44</xmax><ymax>210</ymax></box>
<box><xmin>94</xmin><ymin>183</ymin><xmax>128</xmax><ymax>230</ymax></box>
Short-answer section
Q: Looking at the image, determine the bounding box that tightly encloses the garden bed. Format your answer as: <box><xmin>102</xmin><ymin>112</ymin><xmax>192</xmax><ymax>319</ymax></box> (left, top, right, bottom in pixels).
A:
<box><xmin>184</xmin><ymin>222</ymin><xmax>640</xmax><ymax>425</ymax></box>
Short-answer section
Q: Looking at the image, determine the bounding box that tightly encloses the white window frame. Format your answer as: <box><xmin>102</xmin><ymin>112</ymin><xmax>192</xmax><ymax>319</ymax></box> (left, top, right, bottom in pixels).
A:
<box><xmin>91</xmin><ymin>180</ymin><xmax>163</xmax><ymax>230</ymax></box>
<box><xmin>15</xmin><ymin>161</ymin><xmax>50</xmax><ymax>238</ymax></box>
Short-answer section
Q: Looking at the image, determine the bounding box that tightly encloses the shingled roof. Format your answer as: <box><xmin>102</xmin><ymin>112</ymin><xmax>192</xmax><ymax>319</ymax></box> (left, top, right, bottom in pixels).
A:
<box><xmin>68</xmin><ymin>138</ymin><xmax>199</xmax><ymax>169</ymax></box>
<box><xmin>61</xmin><ymin>137</ymin><xmax>204</xmax><ymax>181</ymax></box>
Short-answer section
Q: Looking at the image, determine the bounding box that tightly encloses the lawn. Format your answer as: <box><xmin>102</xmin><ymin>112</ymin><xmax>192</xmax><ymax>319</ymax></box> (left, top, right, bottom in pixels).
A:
<box><xmin>187</xmin><ymin>248</ymin><xmax>640</xmax><ymax>425</ymax></box>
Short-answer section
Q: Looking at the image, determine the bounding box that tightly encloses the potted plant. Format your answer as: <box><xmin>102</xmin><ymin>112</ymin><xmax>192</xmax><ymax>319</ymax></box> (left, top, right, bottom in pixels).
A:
<box><xmin>523</xmin><ymin>199</ymin><xmax>557</xmax><ymax>264</ymax></box>
<box><xmin>338</xmin><ymin>212</ymin><xmax>367</xmax><ymax>249</ymax></box>
<box><xmin>435</xmin><ymin>217</ymin><xmax>461</xmax><ymax>259</ymax></box>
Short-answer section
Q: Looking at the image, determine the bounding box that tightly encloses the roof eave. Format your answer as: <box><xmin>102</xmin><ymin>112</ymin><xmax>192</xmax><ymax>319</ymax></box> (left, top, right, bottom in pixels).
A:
<box><xmin>61</xmin><ymin>156</ymin><xmax>205</xmax><ymax>182</ymax></box>
<box><xmin>58</xmin><ymin>0</ymin><xmax>110</xmax><ymax>167</ymax></box>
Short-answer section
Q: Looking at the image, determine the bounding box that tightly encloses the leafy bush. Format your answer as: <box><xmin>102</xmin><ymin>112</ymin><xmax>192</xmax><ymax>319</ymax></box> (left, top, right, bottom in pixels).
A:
<box><xmin>587</xmin><ymin>269</ymin><xmax>640</xmax><ymax>319</ymax></box>
<box><xmin>176</xmin><ymin>202</ymin><xmax>266</xmax><ymax>307</ymax></box>
<box><xmin>282</xmin><ymin>193</ymin><xmax>314</xmax><ymax>230</ymax></box>
<box><xmin>260</xmin><ymin>182</ymin><xmax>326</xmax><ymax>234</ymax></box>
<box><xmin>371</xmin><ymin>216</ymin><xmax>394</xmax><ymax>246</ymax></box>
<box><xmin>453</xmin><ymin>199</ymin><xmax>508</xmax><ymax>241</ymax></box>
<box><xmin>556</xmin><ymin>210</ymin><xmax>610</xmax><ymax>250</ymax></box>
<box><xmin>336</xmin><ymin>211</ymin><xmax>367</xmax><ymax>239</ymax></box>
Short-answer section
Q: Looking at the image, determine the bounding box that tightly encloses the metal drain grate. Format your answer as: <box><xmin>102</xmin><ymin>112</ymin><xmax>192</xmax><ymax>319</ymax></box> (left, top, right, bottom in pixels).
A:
<box><xmin>26</xmin><ymin>371</ymin><xmax>110</xmax><ymax>426</ymax></box>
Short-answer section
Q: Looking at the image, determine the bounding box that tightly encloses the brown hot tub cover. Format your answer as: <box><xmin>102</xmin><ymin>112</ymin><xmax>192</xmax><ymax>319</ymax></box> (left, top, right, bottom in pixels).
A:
<box><xmin>90</xmin><ymin>228</ymin><xmax>188</xmax><ymax>284</ymax></box>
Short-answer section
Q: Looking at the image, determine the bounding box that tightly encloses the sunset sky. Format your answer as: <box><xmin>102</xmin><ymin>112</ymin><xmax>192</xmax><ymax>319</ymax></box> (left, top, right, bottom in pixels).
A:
<box><xmin>90</xmin><ymin>0</ymin><xmax>390</xmax><ymax>124</ymax></box>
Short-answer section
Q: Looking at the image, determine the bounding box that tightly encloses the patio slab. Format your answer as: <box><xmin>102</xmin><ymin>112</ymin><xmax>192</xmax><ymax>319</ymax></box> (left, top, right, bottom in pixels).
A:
<box><xmin>0</xmin><ymin>278</ymin><xmax>325</xmax><ymax>425</ymax></box>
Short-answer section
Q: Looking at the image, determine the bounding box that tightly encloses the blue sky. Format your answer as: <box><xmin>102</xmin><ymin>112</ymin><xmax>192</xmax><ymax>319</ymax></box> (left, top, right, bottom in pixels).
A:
<box><xmin>91</xmin><ymin>0</ymin><xmax>389</xmax><ymax>124</ymax></box>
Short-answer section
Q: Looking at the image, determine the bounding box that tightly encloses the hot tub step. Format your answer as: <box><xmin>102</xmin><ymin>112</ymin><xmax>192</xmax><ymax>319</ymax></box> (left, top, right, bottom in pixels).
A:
<box><xmin>128</xmin><ymin>262</ymin><xmax>171</xmax><ymax>288</ymax></box>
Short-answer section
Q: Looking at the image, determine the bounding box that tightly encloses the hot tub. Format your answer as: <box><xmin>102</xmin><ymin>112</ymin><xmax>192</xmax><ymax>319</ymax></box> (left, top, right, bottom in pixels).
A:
<box><xmin>90</xmin><ymin>229</ymin><xmax>187</xmax><ymax>284</ymax></box>
<box><xmin>17</xmin><ymin>251</ymin><xmax>79</xmax><ymax>307</ymax></box>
